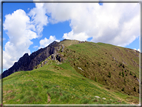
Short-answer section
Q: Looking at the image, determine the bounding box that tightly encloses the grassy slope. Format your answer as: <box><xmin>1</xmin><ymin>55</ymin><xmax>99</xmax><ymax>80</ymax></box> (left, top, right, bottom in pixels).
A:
<box><xmin>3</xmin><ymin>41</ymin><xmax>139</xmax><ymax>104</ymax></box>
<box><xmin>65</xmin><ymin>42</ymin><xmax>139</xmax><ymax>97</ymax></box>
<box><xmin>3</xmin><ymin>62</ymin><xmax>128</xmax><ymax>104</ymax></box>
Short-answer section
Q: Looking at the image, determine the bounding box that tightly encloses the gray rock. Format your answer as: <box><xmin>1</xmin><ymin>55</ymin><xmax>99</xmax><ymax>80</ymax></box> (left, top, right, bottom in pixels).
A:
<box><xmin>61</xmin><ymin>44</ymin><xmax>65</xmax><ymax>52</ymax></box>
<box><xmin>51</xmin><ymin>54</ymin><xmax>56</xmax><ymax>60</ymax></box>
<box><xmin>2</xmin><ymin>41</ymin><xmax>59</xmax><ymax>78</ymax></box>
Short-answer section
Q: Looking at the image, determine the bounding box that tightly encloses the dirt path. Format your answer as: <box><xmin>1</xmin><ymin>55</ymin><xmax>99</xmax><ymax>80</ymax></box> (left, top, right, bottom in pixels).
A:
<box><xmin>47</xmin><ymin>93</ymin><xmax>51</xmax><ymax>103</ymax></box>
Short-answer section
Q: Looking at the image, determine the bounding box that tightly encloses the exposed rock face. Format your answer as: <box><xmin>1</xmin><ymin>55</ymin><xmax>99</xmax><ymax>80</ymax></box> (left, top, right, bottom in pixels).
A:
<box><xmin>2</xmin><ymin>41</ymin><xmax>59</xmax><ymax>78</ymax></box>
<box><xmin>61</xmin><ymin>44</ymin><xmax>64</xmax><ymax>52</ymax></box>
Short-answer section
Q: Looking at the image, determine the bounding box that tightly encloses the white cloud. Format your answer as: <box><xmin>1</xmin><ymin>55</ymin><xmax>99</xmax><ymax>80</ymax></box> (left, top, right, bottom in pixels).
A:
<box><xmin>133</xmin><ymin>48</ymin><xmax>141</xmax><ymax>52</ymax></box>
<box><xmin>3</xmin><ymin>2</ymin><xmax>140</xmax><ymax>70</ymax></box>
<box><xmin>43</xmin><ymin>3</ymin><xmax>140</xmax><ymax>46</ymax></box>
<box><xmin>28</xmin><ymin>3</ymin><xmax>48</xmax><ymax>36</ymax></box>
<box><xmin>3</xmin><ymin>9</ymin><xmax>38</xmax><ymax>69</ymax></box>
<box><xmin>3</xmin><ymin>3</ymin><xmax>50</xmax><ymax>69</ymax></box>
<box><xmin>3</xmin><ymin>3</ymin><xmax>52</xmax><ymax>70</ymax></box>
<box><xmin>39</xmin><ymin>36</ymin><xmax>59</xmax><ymax>49</ymax></box>
<box><xmin>137</xmin><ymin>48</ymin><xmax>141</xmax><ymax>52</ymax></box>
<box><xmin>63</xmin><ymin>30</ymin><xmax>88</xmax><ymax>41</ymax></box>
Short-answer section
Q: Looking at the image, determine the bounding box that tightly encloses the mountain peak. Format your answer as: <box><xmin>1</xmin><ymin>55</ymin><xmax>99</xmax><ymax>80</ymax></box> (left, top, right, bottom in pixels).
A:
<box><xmin>48</xmin><ymin>41</ymin><xmax>58</xmax><ymax>47</ymax></box>
<box><xmin>23</xmin><ymin>53</ymin><xmax>29</xmax><ymax>57</ymax></box>
<box><xmin>2</xmin><ymin>40</ymin><xmax>60</xmax><ymax>78</ymax></box>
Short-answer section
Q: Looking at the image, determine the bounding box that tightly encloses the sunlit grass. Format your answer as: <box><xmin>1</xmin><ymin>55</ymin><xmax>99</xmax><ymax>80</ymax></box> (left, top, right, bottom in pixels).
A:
<box><xmin>3</xmin><ymin>62</ymin><xmax>130</xmax><ymax>104</ymax></box>
<box><xmin>3</xmin><ymin>41</ymin><xmax>139</xmax><ymax>104</ymax></box>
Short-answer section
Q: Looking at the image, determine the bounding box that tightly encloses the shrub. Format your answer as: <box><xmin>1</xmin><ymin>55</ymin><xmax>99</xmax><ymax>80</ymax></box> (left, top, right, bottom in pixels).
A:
<box><xmin>134</xmin><ymin>87</ymin><xmax>136</xmax><ymax>92</ymax></box>
<box><xmin>108</xmin><ymin>72</ymin><xmax>111</xmax><ymax>78</ymax></box>
<box><xmin>122</xmin><ymin>72</ymin><xmax>124</xmax><ymax>77</ymax></box>
<box><xmin>98</xmin><ymin>62</ymin><xmax>101</xmax><ymax>66</ymax></box>
<box><xmin>121</xmin><ymin>88</ymin><xmax>124</xmax><ymax>91</ymax></box>
<box><xmin>122</xmin><ymin>64</ymin><xmax>125</xmax><ymax>68</ymax></box>
<box><xmin>43</xmin><ymin>85</ymin><xmax>49</xmax><ymax>89</ymax></box>
<box><xmin>95</xmin><ymin>77</ymin><xmax>97</xmax><ymax>82</ymax></box>
<box><xmin>104</xmin><ymin>62</ymin><xmax>107</xmax><ymax>65</ymax></box>
<box><xmin>124</xmin><ymin>79</ymin><xmax>126</xmax><ymax>85</ymax></box>
<box><xmin>130</xmin><ymin>71</ymin><xmax>132</xmax><ymax>75</ymax></box>
<box><xmin>119</xmin><ymin>63</ymin><xmax>122</xmax><ymax>67</ymax></box>
<box><xmin>34</xmin><ymin>66</ymin><xmax>37</xmax><ymax>69</ymax></box>
<box><xmin>119</xmin><ymin>72</ymin><xmax>121</xmax><ymax>76</ymax></box>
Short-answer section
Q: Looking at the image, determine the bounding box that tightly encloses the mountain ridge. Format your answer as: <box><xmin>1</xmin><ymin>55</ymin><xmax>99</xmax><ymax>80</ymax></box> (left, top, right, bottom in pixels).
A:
<box><xmin>2</xmin><ymin>40</ymin><xmax>60</xmax><ymax>78</ymax></box>
<box><xmin>2</xmin><ymin>39</ymin><xmax>140</xmax><ymax>104</ymax></box>
<box><xmin>3</xmin><ymin>40</ymin><xmax>141</xmax><ymax>104</ymax></box>
<box><xmin>2</xmin><ymin>39</ymin><xmax>140</xmax><ymax>79</ymax></box>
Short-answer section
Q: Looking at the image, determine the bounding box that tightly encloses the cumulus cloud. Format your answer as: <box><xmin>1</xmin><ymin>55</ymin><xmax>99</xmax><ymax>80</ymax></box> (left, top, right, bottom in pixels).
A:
<box><xmin>134</xmin><ymin>48</ymin><xmax>141</xmax><ymax>52</ymax></box>
<box><xmin>137</xmin><ymin>49</ymin><xmax>141</xmax><ymax>52</ymax></box>
<box><xmin>28</xmin><ymin>3</ymin><xmax>48</xmax><ymax>36</ymax></box>
<box><xmin>3</xmin><ymin>9</ymin><xmax>38</xmax><ymax>69</ymax></box>
<box><xmin>3</xmin><ymin>3</ymin><xmax>49</xmax><ymax>70</ymax></box>
<box><xmin>44</xmin><ymin>3</ymin><xmax>140</xmax><ymax>46</ymax></box>
<box><xmin>63</xmin><ymin>30</ymin><xmax>88</xmax><ymax>41</ymax></box>
<box><xmin>39</xmin><ymin>36</ymin><xmax>59</xmax><ymax>49</ymax></box>
<box><xmin>3</xmin><ymin>2</ymin><xmax>140</xmax><ymax>70</ymax></box>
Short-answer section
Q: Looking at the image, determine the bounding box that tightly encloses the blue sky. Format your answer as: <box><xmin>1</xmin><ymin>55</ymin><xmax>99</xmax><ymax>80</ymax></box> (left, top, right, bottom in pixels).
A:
<box><xmin>2</xmin><ymin>2</ymin><xmax>140</xmax><ymax>71</ymax></box>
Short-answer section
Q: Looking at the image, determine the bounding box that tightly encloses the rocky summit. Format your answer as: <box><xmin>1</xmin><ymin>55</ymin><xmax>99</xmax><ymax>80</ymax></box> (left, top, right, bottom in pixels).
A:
<box><xmin>2</xmin><ymin>41</ymin><xmax>62</xmax><ymax>78</ymax></box>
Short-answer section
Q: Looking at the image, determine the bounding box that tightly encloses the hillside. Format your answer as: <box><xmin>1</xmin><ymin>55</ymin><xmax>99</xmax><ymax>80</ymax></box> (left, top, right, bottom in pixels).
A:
<box><xmin>3</xmin><ymin>39</ymin><xmax>140</xmax><ymax>104</ymax></box>
<box><xmin>65</xmin><ymin>41</ymin><xmax>140</xmax><ymax>96</ymax></box>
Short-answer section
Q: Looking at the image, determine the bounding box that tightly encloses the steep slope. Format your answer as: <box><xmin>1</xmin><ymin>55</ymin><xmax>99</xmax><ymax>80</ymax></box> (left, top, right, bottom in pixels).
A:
<box><xmin>35</xmin><ymin>41</ymin><xmax>140</xmax><ymax>96</ymax></box>
<box><xmin>2</xmin><ymin>39</ymin><xmax>140</xmax><ymax>104</ymax></box>
<box><xmin>3</xmin><ymin>61</ymin><xmax>138</xmax><ymax>104</ymax></box>
<box><xmin>63</xmin><ymin>42</ymin><xmax>140</xmax><ymax>97</ymax></box>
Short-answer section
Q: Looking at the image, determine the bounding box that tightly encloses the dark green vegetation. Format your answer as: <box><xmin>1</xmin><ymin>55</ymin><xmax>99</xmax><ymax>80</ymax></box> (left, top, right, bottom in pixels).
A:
<box><xmin>65</xmin><ymin>41</ymin><xmax>139</xmax><ymax>96</ymax></box>
<box><xmin>3</xmin><ymin>40</ymin><xmax>140</xmax><ymax>104</ymax></box>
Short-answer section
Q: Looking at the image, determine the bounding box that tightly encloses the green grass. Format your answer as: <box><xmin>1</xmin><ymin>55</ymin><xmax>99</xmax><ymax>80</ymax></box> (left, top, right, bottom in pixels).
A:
<box><xmin>64</xmin><ymin>42</ymin><xmax>139</xmax><ymax>97</ymax></box>
<box><xmin>3</xmin><ymin>62</ymin><xmax>131</xmax><ymax>104</ymax></box>
<box><xmin>3</xmin><ymin>40</ymin><xmax>139</xmax><ymax>104</ymax></box>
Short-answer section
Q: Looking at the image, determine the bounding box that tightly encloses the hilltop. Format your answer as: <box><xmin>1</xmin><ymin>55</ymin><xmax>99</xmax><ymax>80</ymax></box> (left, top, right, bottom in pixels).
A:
<box><xmin>2</xmin><ymin>39</ymin><xmax>80</xmax><ymax>78</ymax></box>
<box><xmin>3</xmin><ymin>39</ymin><xmax>140</xmax><ymax>104</ymax></box>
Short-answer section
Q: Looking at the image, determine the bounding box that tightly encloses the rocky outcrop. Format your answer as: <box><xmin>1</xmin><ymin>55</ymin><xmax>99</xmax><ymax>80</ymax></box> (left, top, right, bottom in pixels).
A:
<box><xmin>2</xmin><ymin>41</ymin><xmax>59</xmax><ymax>78</ymax></box>
<box><xmin>51</xmin><ymin>44</ymin><xmax>65</xmax><ymax>62</ymax></box>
